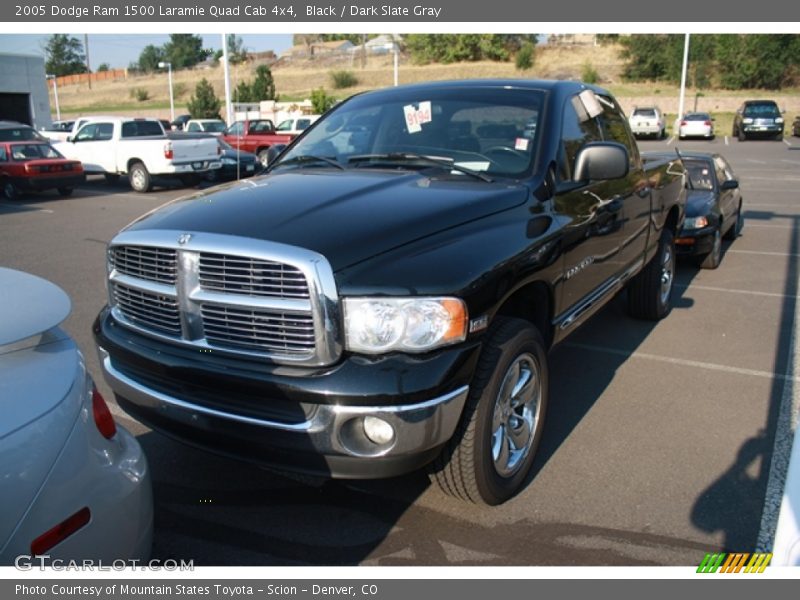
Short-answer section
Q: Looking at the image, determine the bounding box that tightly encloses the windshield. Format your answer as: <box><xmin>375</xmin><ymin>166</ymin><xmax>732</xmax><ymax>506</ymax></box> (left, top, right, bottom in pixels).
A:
<box><xmin>277</xmin><ymin>87</ymin><xmax>544</xmax><ymax>179</ymax></box>
<box><xmin>685</xmin><ymin>160</ymin><xmax>715</xmax><ymax>191</ymax></box>
<box><xmin>743</xmin><ymin>103</ymin><xmax>780</xmax><ymax>117</ymax></box>
<box><xmin>203</xmin><ymin>121</ymin><xmax>226</xmax><ymax>132</ymax></box>
<box><xmin>685</xmin><ymin>113</ymin><xmax>710</xmax><ymax>121</ymax></box>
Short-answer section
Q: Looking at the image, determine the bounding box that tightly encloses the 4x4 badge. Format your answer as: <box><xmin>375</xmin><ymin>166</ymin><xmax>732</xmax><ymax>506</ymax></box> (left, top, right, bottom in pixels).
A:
<box><xmin>178</xmin><ymin>234</ymin><xmax>192</xmax><ymax>245</ymax></box>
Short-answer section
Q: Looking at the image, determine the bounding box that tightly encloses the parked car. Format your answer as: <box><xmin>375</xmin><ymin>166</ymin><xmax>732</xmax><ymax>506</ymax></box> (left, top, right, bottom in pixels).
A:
<box><xmin>95</xmin><ymin>79</ymin><xmax>686</xmax><ymax>506</ymax></box>
<box><xmin>647</xmin><ymin>151</ymin><xmax>742</xmax><ymax>269</ymax></box>
<box><xmin>791</xmin><ymin>116</ymin><xmax>800</xmax><ymax>137</ymax></box>
<box><xmin>732</xmin><ymin>100</ymin><xmax>784</xmax><ymax>141</ymax></box>
<box><xmin>170</xmin><ymin>114</ymin><xmax>192</xmax><ymax>131</ymax></box>
<box><xmin>185</xmin><ymin>119</ymin><xmax>227</xmax><ymax>135</ymax></box>
<box><xmin>53</xmin><ymin>117</ymin><xmax>221</xmax><ymax>192</ymax></box>
<box><xmin>0</xmin><ymin>267</ymin><xmax>152</xmax><ymax>564</ymax></box>
<box><xmin>208</xmin><ymin>139</ymin><xmax>259</xmax><ymax>182</ymax></box>
<box><xmin>222</xmin><ymin>119</ymin><xmax>296</xmax><ymax>167</ymax></box>
<box><xmin>43</xmin><ymin>116</ymin><xmax>119</xmax><ymax>143</ymax></box>
<box><xmin>629</xmin><ymin>106</ymin><xmax>666</xmax><ymax>139</ymax></box>
<box><xmin>0</xmin><ymin>121</ymin><xmax>48</xmax><ymax>142</ymax></box>
<box><xmin>275</xmin><ymin>115</ymin><xmax>321</xmax><ymax>136</ymax></box>
<box><xmin>41</xmin><ymin>120</ymin><xmax>76</xmax><ymax>133</ymax></box>
<box><xmin>0</xmin><ymin>140</ymin><xmax>85</xmax><ymax>199</ymax></box>
<box><xmin>677</xmin><ymin>112</ymin><xmax>715</xmax><ymax>140</ymax></box>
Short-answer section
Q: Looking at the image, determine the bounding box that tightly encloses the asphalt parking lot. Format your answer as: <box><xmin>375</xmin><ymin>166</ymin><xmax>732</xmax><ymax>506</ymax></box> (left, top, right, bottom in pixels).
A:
<box><xmin>2</xmin><ymin>135</ymin><xmax>799</xmax><ymax>566</ymax></box>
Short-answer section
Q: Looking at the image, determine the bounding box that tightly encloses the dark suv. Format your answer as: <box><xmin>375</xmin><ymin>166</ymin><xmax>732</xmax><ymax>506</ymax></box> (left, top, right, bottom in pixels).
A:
<box><xmin>733</xmin><ymin>100</ymin><xmax>784</xmax><ymax>141</ymax></box>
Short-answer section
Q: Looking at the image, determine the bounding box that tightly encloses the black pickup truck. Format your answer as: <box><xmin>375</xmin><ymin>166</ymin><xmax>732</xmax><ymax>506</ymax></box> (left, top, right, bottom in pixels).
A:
<box><xmin>94</xmin><ymin>80</ymin><xmax>685</xmax><ymax>505</ymax></box>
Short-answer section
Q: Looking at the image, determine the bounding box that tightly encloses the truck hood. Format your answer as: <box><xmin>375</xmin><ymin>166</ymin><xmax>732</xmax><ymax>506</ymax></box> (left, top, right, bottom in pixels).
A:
<box><xmin>125</xmin><ymin>169</ymin><xmax>529</xmax><ymax>271</ymax></box>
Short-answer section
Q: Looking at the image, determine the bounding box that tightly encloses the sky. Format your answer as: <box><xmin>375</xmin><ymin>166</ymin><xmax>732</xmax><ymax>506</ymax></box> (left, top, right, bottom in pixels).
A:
<box><xmin>0</xmin><ymin>34</ymin><xmax>294</xmax><ymax>70</ymax></box>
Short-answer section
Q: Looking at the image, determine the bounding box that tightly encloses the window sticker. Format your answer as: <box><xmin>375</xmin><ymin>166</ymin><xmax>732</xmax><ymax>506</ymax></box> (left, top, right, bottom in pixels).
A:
<box><xmin>404</xmin><ymin>101</ymin><xmax>432</xmax><ymax>134</ymax></box>
<box><xmin>515</xmin><ymin>138</ymin><xmax>530</xmax><ymax>151</ymax></box>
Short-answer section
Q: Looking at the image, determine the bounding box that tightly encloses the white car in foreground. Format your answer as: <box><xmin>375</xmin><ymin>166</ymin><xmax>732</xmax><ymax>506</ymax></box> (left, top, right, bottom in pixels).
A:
<box><xmin>0</xmin><ymin>268</ymin><xmax>152</xmax><ymax>565</ymax></box>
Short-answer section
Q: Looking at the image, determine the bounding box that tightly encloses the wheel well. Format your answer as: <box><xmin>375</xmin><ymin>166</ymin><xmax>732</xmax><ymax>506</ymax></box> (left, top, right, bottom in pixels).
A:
<box><xmin>126</xmin><ymin>158</ymin><xmax>144</xmax><ymax>172</ymax></box>
<box><xmin>256</xmin><ymin>146</ymin><xmax>270</xmax><ymax>155</ymax></box>
<box><xmin>664</xmin><ymin>204</ymin><xmax>681</xmax><ymax>236</ymax></box>
<box><xmin>494</xmin><ymin>282</ymin><xmax>553</xmax><ymax>348</ymax></box>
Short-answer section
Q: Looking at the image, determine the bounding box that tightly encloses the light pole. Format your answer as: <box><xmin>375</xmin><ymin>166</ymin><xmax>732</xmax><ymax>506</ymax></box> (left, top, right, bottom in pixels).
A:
<box><xmin>158</xmin><ymin>61</ymin><xmax>174</xmax><ymax>122</ymax></box>
<box><xmin>46</xmin><ymin>74</ymin><xmax>60</xmax><ymax>121</ymax></box>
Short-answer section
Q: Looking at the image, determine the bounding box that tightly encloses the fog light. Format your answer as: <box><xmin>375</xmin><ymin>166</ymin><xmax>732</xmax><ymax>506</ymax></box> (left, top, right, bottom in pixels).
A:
<box><xmin>363</xmin><ymin>416</ymin><xmax>394</xmax><ymax>445</ymax></box>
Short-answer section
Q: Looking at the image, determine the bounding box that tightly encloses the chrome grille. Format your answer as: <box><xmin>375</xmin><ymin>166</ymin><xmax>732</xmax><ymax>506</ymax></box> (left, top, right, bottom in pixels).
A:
<box><xmin>112</xmin><ymin>283</ymin><xmax>181</xmax><ymax>336</ymax></box>
<box><xmin>106</xmin><ymin>232</ymin><xmax>340</xmax><ymax>366</ymax></box>
<box><xmin>201</xmin><ymin>304</ymin><xmax>316</xmax><ymax>355</ymax></box>
<box><xmin>198</xmin><ymin>253</ymin><xmax>310</xmax><ymax>299</ymax></box>
<box><xmin>110</xmin><ymin>246</ymin><xmax>177</xmax><ymax>284</ymax></box>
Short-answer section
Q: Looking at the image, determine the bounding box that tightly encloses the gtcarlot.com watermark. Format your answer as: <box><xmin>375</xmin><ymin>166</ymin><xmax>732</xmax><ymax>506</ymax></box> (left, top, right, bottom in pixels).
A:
<box><xmin>14</xmin><ymin>555</ymin><xmax>194</xmax><ymax>571</ymax></box>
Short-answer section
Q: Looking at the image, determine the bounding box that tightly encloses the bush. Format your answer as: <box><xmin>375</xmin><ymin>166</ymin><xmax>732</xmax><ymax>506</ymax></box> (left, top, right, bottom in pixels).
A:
<box><xmin>130</xmin><ymin>87</ymin><xmax>149</xmax><ymax>102</ymax></box>
<box><xmin>173</xmin><ymin>82</ymin><xmax>187</xmax><ymax>99</ymax></box>
<box><xmin>187</xmin><ymin>78</ymin><xmax>221</xmax><ymax>119</ymax></box>
<box><xmin>582</xmin><ymin>62</ymin><xmax>600</xmax><ymax>84</ymax></box>
<box><xmin>330</xmin><ymin>70</ymin><xmax>359</xmax><ymax>89</ymax></box>
<box><xmin>311</xmin><ymin>88</ymin><xmax>336</xmax><ymax>114</ymax></box>
<box><xmin>515</xmin><ymin>42</ymin><xmax>534</xmax><ymax>71</ymax></box>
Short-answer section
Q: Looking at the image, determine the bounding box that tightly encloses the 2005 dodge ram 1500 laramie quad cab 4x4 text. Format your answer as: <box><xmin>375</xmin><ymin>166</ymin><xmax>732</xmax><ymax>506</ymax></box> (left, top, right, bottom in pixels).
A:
<box><xmin>94</xmin><ymin>80</ymin><xmax>686</xmax><ymax>505</ymax></box>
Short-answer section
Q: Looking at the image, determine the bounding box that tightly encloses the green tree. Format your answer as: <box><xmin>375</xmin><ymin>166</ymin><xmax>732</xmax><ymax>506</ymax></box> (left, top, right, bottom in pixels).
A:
<box><xmin>234</xmin><ymin>80</ymin><xmax>255</xmax><ymax>103</ymax></box>
<box><xmin>44</xmin><ymin>34</ymin><xmax>87</xmax><ymax>76</ymax></box>
<box><xmin>96</xmin><ymin>63</ymin><xmax>110</xmax><ymax>72</ymax></box>
<box><xmin>163</xmin><ymin>34</ymin><xmax>208</xmax><ymax>70</ymax></box>
<box><xmin>406</xmin><ymin>34</ymin><xmax>534</xmax><ymax>64</ymax></box>
<box><xmin>310</xmin><ymin>88</ymin><xmax>336</xmax><ymax>113</ymax></box>
<box><xmin>515</xmin><ymin>42</ymin><xmax>535</xmax><ymax>71</ymax></box>
<box><xmin>136</xmin><ymin>44</ymin><xmax>165</xmax><ymax>73</ymax></box>
<box><xmin>226</xmin><ymin>35</ymin><xmax>249</xmax><ymax>64</ymax></box>
<box><xmin>715</xmin><ymin>35</ymin><xmax>797</xmax><ymax>89</ymax></box>
<box><xmin>250</xmin><ymin>65</ymin><xmax>277</xmax><ymax>101</ymax></box>
<box><xmin>187</xmin><ymin>78</ymin><xmax>221</xmax><ymax>119</ymax></box>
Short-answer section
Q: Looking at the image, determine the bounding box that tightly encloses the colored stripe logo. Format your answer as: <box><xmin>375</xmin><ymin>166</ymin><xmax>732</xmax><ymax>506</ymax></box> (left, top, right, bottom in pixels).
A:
<box><xmin>697</xmin><ymin>552</ymin><xmax>772</xmax><ymax>573</ymax></box>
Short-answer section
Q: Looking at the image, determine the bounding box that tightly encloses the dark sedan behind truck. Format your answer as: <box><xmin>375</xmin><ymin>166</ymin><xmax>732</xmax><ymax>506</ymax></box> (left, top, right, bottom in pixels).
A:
<box><xmin>648</xmin><ymin>152</ymin><xmax>743</xmax><ymax>269</ymax></box>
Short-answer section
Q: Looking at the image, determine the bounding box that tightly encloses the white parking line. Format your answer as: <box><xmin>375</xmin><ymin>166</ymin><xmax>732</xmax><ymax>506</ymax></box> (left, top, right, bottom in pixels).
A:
<box><xmin>724</xmin><ymin>136</ymin><xmax>730</xmax><ymax>146</ymax></box>
<box><xmin>562</xmin><ymin>342</ymin><xmax>800</xmax><ymax>384</ymax></box>
<box><xmin>781</xmin><ymin>159</ymin><xmax>800</xmax><ymax>166</ymax></box>
<box><xmin>0</xmin><ymin>202</ymin><xmax>53</xmax><ymax>214</ymax></box>
<box><xmin>745</xmin><ymin>224</ymin><xmax>797</xmax><ymax>230</ymax></box>
<box><xmin>666</xmin><ymin>137</ymin><xmax>675</xmax><ymax>146</ymax></box>
<box><xmin>746</xmin><ymin>159</ymin><xmax>769</xmax><ymax>165</ymax></box>
<box><xmin>784</xmin><ymin>139</ymin><xmax>793</xmax><ymax>148</ymax></box>
<box><xmin>674</xmin><ymin>283</ymin><xmax>797</xmax><ymax>300</ymax></box>
<box><xmin>728</xmin><ymin>249</ymin><xmax>800</xmax><ymax>258</ymax></box>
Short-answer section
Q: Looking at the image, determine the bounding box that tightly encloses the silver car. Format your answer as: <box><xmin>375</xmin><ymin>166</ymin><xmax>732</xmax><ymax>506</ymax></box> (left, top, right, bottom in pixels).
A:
<box><xmin>0</xmin><ymin>268</ymin><xmax>152</xmax><ymax>565</ymax></box>
<box><xmin>629</xmin><ymin>106</ymin><xmax>666</xmax><ymax>139</ymax></box>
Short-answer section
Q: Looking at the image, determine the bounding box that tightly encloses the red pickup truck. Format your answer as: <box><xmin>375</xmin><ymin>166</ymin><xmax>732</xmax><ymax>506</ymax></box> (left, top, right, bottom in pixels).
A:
<box><xmin>221</xmin><ymin>120</ymin><xmax>295</xmax><ymax>166</ymax></box>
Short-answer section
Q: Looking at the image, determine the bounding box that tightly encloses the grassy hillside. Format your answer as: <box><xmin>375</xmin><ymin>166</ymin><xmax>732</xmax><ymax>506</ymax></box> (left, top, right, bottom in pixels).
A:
<box><xmin>50</xmin><ymin>43</ymin><xmax>800</xmax><ymax>122</ymax></box>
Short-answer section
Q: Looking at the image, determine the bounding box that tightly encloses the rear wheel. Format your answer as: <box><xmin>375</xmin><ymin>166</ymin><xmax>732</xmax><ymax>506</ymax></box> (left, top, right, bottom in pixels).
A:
<box><xmin>430</xmin><ymin>317</ymin><xmax>548</xmax><ymax>505</ymax></box>
<box><xmin>57</xmin><ymin>187</ymin><xmax>73</xmax><ymax>197</ymax></box>
<box><xmin>128</xmin><ymin>162</ymin><xmax>152</xmax><ymax>193</ymax></box>
<box><xmin>628</xmin><ymin>228</ymin><xmax>675</xmax><ymax>320</ymax></box>
<box><xmin>257</xmin><ymin>149</ymin><xmax>271</xmax><ymax>168</ymax></box>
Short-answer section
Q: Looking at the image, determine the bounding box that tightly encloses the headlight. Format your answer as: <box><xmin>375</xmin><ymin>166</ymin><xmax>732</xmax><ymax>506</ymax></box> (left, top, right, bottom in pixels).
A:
<box><xmin>221</xmin><ymin>157</ymin><xmax>237</xmax><ymax>165</ymax></box>
<box><xmin>343</xmin><ymin>297</ymin><xmax>467</xmax><ymax>354</ymax></box>
<box><xmin>776</xmin><ymin>117</ymin><xmax>784</xmax><ymax>124</ymax></box>
<box><xmin>743</xmin><ymin>118</ymin><xmax>754</xmax><ymax>124</ymax></box>
<box><xmin>684</xmin><ymin>216</ymin><xmax>709</xmax><ymax>230</ymax></box>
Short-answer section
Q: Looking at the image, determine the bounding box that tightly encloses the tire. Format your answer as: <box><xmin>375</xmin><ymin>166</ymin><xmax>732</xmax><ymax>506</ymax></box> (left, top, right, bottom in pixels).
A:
<box><xmin>697</xmin><ymin>227</ymin><xmax>722</xmax><ymax>270</ymax></box>
<box><xmin>128</xmin><ymin>162</ymin><xmax>152</xmax><ymax>193</ymax></box>
<box><xmin>430</xmin><ymin>317</ymin><xmax>548</xmax><ymax>505</ymax></box>
<box><xmin>257</xmin><ymin>149</ymin><xmax>271</xmax><ymax>168</ymax></box>
<box><xmin>627</xmin><ymin>227</ymin><xmax>675</xmax><ymax>321</ymax></box>
<box><xmin>57</xmin><ymin>187</ymin><xmax>73</xmax><ymax>197</ymax></box>
<box><xmin>104</xmin><ymin>173</ymin><xmax>121</xmax><ymax>184</ymax></box>
<box><xmin>2</xmin><ymin>180</ymin><xmax>18</xmax><ymax>200</ymax></box>
<box><xmin>738</xmin><ymin>128</ymin><xmax>747</xmax><ymax>142</ymax></box>
<box><xmin>724</xmin><ymin>202</ymin><xmax>744</xmax><ymax>241</ymax></box>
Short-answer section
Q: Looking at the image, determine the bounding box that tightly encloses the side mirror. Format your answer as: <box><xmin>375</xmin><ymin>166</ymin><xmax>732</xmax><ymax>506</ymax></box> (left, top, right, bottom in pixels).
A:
<box><xmin>573</xmin><ymin>142</ymin><xmax>629</xmax><ymax>182</ymax></box>
<box><xmin>720</xmin><ymin>180</ymin><xmax>739</xmax><ymax>190</ymax></box>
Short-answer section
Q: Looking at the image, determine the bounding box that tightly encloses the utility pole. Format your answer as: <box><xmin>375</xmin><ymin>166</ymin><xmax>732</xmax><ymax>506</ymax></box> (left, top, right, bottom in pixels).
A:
<box><xmin>222</xmin><ymin>33</ymin><xmax>233</xmax><ymax>125</ymax></box>
<box><xmin>84</xmin><ymin>33</ymin><xmax>91</xmax><ymax>89</ymax></box>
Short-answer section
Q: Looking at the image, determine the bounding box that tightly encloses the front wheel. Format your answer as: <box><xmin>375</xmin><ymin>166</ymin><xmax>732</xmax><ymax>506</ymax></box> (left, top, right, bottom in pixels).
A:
<box><xmin>257</xmin><ymin>149</ymin><xmax>271</xmax><ymax>168</ymax></box>
<box><xmin>430</xmin><ymin>317</ymin><xmax>548</xmax><ymax>505</ymax></box>
<box><xmin>128</xmin><ymin>162</ymin><xmax>152</xmax><ymax>193</ymax></box>
<box><xmin>2</xmin><ymin>180</ymin><xmax>19</xmax><ymax>200</ymax></box>
<box><xmin>627</xmin><ymin>228</ymin><xmax>675</xmax><ymax>320</ymax></box>
<box><xmin>697</xmin><ymin>227</ymin><xmax>722</xmax><ymax>270</ymax></box>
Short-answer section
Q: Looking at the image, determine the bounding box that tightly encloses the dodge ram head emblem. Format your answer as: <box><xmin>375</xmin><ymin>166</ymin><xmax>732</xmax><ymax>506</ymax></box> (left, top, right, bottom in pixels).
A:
<box><xmin>178</xmin><ymin>233</ymin><xmax>192</xmax><ymax>245</ymax></box>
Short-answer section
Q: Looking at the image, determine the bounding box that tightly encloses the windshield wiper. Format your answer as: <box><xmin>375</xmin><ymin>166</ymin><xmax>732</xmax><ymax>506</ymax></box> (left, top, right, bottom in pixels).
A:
<box><xmin>273</xmin><ymin>154</ymin><xmax>345</xmax><ymax>170</ymax></box>
<box><xmin>348</xmin><ymin>153</ymin><xmax>493</xmax><ymax>183</ymax></box>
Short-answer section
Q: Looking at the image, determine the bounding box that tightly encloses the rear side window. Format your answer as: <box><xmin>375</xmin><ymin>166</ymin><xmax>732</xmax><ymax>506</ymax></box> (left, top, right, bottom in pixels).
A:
<box><xmin>121</xmin><ymin>121</ymin><xmax>164</xmax><ymax>137</ymax></box>
<box><xmin>597</xmin><ymin>95</ymin><xmax>640</xmax><ymax>167</ymax></box>
<box><xmin>0</xmin><ymin>146</ymin><xmax>7</xmax><ymax>161</ymax></box>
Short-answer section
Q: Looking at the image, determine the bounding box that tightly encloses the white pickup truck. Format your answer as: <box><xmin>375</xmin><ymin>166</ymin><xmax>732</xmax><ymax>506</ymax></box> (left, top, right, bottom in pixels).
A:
<box><xmin>53</xmin><ymin>117</ymin><xmax>221</xmax><ymax>192</ymax></box>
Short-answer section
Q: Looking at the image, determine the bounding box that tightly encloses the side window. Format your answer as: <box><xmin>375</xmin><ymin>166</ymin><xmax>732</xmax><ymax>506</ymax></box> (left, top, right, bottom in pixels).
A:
<box><xmin>75</xmin><ymin>123</ymin><xmax>98</xmax><ymax>142</ymax></box>
<box><xmin>715</xmin><ymin>156</ymin><xmax>735</xmax><ymax>182</ymax></box>
<box><xmin>187</xmin><ymin>122</ymin><xmax>199</xmax><ymax>132</ymax></box>
<box><xmin>0</xmin><ymin>146</ymin><xmax>6</xmax><ymax>161</ymax></box>
<box><xmin>559</xmin><ymin>95</ymin><xmax>602</xmax><ymax>181</ymax></box>
<box><xmin>276</xmin><ymin>120</ymin><xmax>291</xmax><ymax>132</ymax></box>
<box><xmin>596</xmin><ymin>96</ymin><xmax>639</xmax><ymax>167</ymax></box>
<box><xmin>97</xmin><ymin>123</ymin><xmax>114</xmax><ymax>141</ymax></box>
<box><xmin>297</xmin><ymin>119</ymin><xmax>311</xmax><ymax>130</ymax></box>
<box><xmin>227</xmin><ymin>122</ymin><xmax>244</xmax><ymax>136</ymax></box>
